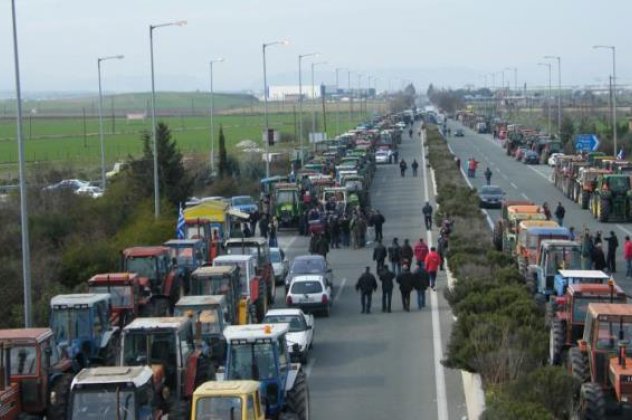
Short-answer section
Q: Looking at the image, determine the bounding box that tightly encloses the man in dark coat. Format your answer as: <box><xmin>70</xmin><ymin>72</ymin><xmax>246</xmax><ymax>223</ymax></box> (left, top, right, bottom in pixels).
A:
<box><xmin>378</xmin><ymin>266</ymin><xmax>395</xmax><ymax>313</ymax></box>
<box><xmin>593</xmin><ymin>243</ymin><xmax>607</xmax><ymax>271</ymax></box>
<box><xmin>371</xmin><ymin>210</ymin><xmax>385</xmax><ymax>242</ymax></box>
<box><xmin>605</xmin><ymin>231</ymin><xmax>619</xmax><ymax>273</ymax></box>
<box><xmin>372</xmin><ymin>239</ymin><xmax>387</xmax><ymax>273</ymax></box>
<box><xmin>412</xmin><ymin>265</ymin><xmax>430</xmax><ymax>309</ymax></box>
<box><xmin>388</xmin><ymin>238</ymin><xmax>402</xmax><ymax>275</ymax></box>
<box><xmin>249</xmin><ymin>209</ymin><xmax>260</xmax><ymax>236</ymax></box>
<box><xmin>316</xmin><ymin>234</ymin><xmax>330</xmax><ymax>260</ymax></box>
<box><xmin>396</xmin><ymin>265</ymin><xmax>414</xmax><ymax>311</ymax></box>
<box><xmin>355</xmin><ymin>267</ymin><xmax>378</xmax><ymax>314</ymax></box>
<box><xmin>401</xmin><ymin>239</ymin><xmax>413</xmax><ymax>267</ymax></box>
<box><xmin>259</xmin><ymin>214</ymin><xmax>269</xmax><ymax>238</ymax></box>
<box><xmin>422</xmin><ymin>202</ymin><xmax>433</xmax><ymax>230</ymax></box>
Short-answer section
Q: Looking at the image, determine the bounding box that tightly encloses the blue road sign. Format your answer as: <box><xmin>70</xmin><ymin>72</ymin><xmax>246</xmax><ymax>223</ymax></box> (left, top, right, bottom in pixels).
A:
<box><xmin>574</xmin><ymin>134</ymin><xmax>600</xmax><ymax>152</ymax></box>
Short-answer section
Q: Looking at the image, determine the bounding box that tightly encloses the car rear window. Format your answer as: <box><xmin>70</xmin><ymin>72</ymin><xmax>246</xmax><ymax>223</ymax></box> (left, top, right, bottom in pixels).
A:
<box><xmin>291</xmin><ymin>281</ymin><xmax>323</xmax><ymax>294</ymax></box>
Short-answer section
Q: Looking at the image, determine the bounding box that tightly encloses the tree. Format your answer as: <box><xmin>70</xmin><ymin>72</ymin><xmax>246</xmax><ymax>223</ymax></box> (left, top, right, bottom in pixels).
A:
<box><xmin>404</xmin><ymin>83</ymin><xmax>416</xmax><ymax>97</ymax></box>
<box><xmin>427</xmin><ymin>83</ymin><xmax>435</xmax><ymax>98</ymax></box>
<box><xmin>218</xmin><ymin>125</ymin><xmax>228</xmax><ymax>178</ymax></box>
<box><xmin>560</xmin><ymin>115</ymin><xmax>575</xmax><ymax>146</ymax></box>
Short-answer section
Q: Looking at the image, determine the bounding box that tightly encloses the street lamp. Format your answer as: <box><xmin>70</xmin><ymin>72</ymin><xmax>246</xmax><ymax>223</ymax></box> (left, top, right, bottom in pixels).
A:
<box><xmin>262</xmin><ymin>39</ymin><xmax>289</xmax><ymax>178</ymax></box>
<box><xmin>538</xmin><ymin>62</ymin><xmax>553</xmax><ymax>134</ymax></box>
<box><xmin>310</xmin><ymin>61</ymin><xmax>327</xmax><ymax>145</ymax></box>
<box><xmin>348</xmin><ymin>70</ymin><xmax>353</xmax><ymax>125</ymax></box>
<box><xmin>209</xmin><ymin>57</ymin><xmax>225</xmax><ymax>175</ymax></box>
<box><xmin>149</xmin><ymin>20</ymin><xmax>187</xmax><ymax>219</ymax></box>
<box><xmin>97</xmin><ymin>54</ymin><xmax>124</xmax><ymax>190</ymax></box>
<box><xmin>544</xmin><ymin>55</ymin><xmax>562</xmax><ymax>136</ymax></box>
<box><xmin>335</xmin><ymin>67</ymin><xmax>346</xmax><ymax>135</ymax></box>
<box><xmin>298</xmin><ymin>52</ymin><xmax>318</xmax><ymax>167</ymax></box>
<box><xmin>11</xmin><ymin>0</ymin><xmax>33</xmax><ymax>327</ymax></box>
<box><xmin>593</xmin><ymin>45</ymin><xmax>617</xmax><ymax>155</ymax></box>
<box><xmin>505</xmin><ymin>67</ymin><xmax>517</xmax><ymax>92</ymax></box>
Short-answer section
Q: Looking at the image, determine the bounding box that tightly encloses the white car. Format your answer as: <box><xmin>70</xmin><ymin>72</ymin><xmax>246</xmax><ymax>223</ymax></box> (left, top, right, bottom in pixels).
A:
<box><xmin>375</xmin><ymin>150</ymin><xmax>392</xmax><ymax>164</ymax></box>
<box><xmin>548</xmin><ymin>153</ymin><xmax>564</xmax><ymax>167</ymax></box>
<box><xmin>270</xmin><ymin>247</ymin><xmax>289</xmax><ymax>285</ymax></box>
<box><xmin>286</xmin><ymin>274</ymin><xmax>332</xmax><ymax>317</ymax></box>
<box><xmin>76</xmin><ymin>185</ymin><xmax>104</xmax><ymax>199</ymax></box>
<box><xmin>263</xmin><ymin>308</ymin><xmax>314</xmax><ymax>363</ymax></box>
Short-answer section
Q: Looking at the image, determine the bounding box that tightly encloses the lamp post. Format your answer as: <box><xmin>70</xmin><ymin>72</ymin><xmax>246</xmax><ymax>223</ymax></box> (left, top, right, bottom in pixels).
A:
<box><xmin>97</xmin><ymin>54</ymin><xmax>124</xmax><ymax>190</ymax></box>
<box><xmin>538</xmin><ymin>62</ymin><xmax>552</xmax><ymax>135</ymax></box>
<box><xmin>262</xmin><ymin>40</ymin><xmax>289</xmax><ymax>178</ymax></box>
<box><xmin>208</xmin><ymin>58</ymin><xmax>224</xmax><ymax>175</ymax></box>
<box><xmin>593</xmin><ymin>45</ymin><xmax>617</xmax><ymax>155</ymax></box>
<box><xmin>310</xmin><ymin>61</ymin><xmax>327</xmax><ymax>145</ymax></box>
<box><xmin>11</xmin><ymin>0</ymin><xmax>32</xmax><ymax>327</ymax></box>
<box><xmin>149</xmin><ymin>20</ymin><xmax>186</xmax><ymax>219</ymax></box>
<box><xmin>505</xmin><ymin>67</ymin><xmax>517</xmax><ymax>92</ymax></box>
<box><xmin>335</xmin><ymin>67</ymin><xmax>346</xmax><ymax>134</ymax></box>
<box><xmin>348</xmin><ymin>70</ymin><xmax>353</xmax><ymax>126</ymax></box>
<box><xmin>357</xmin><ymin>74</ymin><xmax>363</xmax><ymax>123</ymax></box>
<box><xmin>544</xmin><ymin>55</ymin><xmax>562</xmax><ymax>136</ymax></box>
<box><xmin>298</xmin><ymin>52</ymin><xmax>318</xmax><ymax>167</ymax></box>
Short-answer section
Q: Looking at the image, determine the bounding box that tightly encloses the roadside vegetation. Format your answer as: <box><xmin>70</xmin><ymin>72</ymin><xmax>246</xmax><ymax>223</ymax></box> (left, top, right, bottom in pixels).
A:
<box><xmin>425</xmin><ymin>126</ymin><xmax>574</xmax><ymax>419</ymax></box>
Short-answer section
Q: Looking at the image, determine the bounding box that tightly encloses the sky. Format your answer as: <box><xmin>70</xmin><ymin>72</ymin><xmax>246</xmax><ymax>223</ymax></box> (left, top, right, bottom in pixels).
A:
<box><xmin>1</xmin><ymin>0</ymin><xmax>631</xmax><ymax>95</ymax></box>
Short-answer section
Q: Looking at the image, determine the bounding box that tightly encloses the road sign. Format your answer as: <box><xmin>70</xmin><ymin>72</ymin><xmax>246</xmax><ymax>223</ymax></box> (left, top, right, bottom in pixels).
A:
<box><xmin>574</xmin><ymin>134</ymin><xmax>600</xmax><ymax>152</ymax></box>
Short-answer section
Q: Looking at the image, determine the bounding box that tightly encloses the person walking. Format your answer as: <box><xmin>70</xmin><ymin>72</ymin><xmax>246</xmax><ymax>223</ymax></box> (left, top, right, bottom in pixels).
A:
<box><xmin>340</xmin><ymin>215</ymin><xmax>351</xmax><ymax>247</ymax></box>
<box><xmin>581</xmin><ymin>230</ymin><xmax>594</xmax><ymax>270</ymax></box>
<box><xmin>411</xmin><ymin>159</ymin><xmax>419</xmax><ymax>177</ymax></box>
<box><xmin>396</xmin><ymin>265</ymin><xmax>414</xmax><ymax>311</ymax></box>
<box><xmin>371</xmin><ymin>210</ymin><xmax>385</xmax><ymax>242</ymax></box>
<box><xmin>424</xmin><ymin>247</ymin><xmax>442</xmax><ymax>290</ymax></box>
<box><xmin>373</xmin><ymin>239</ymin><xmax>387</xmax><ymax>273</ymax></box>
<box><xmin>249</xmin><ymin>209</ymin><xmax>260</xmax><ymax>236</ymax></box>
<box><xmin>624</xmin><ymin>236</ymin><xmax>632</xmax><ymax>278</ymax></box>
<box><xmin>422</xmin><ymin>202</ymin><xmax>433</xmax><ymax>230</ymax></box>
<box><xmin>401</xmin><ymin>239</ymin><xmax>413</xmax><ymax>268</ymax></box>
<box><xmin>388</xmin><ymin>238</ymin><xmax>402</xmax><ymax>275</ymax></box>
<box><xmin>378</xmin><ymin>266</ymin><xmax>395</xmax><ymax>313</ymax></box>
<box><xmin>412</xmin><ymin>264</ymin><xmax>430</xmax><ymax>309</ymax></box>
<box><xmin>259</xmin><ymin>213</ymin><xmax>269</xmax><ymax>238</ymax></box>
<box><xmin>455</xmin><ymin>156</ymin><xmax>461</xmax><ymax>170</ymax></box>
<box><xmin>542</xmin><ymin>202</ymin><xmax>552</xmax><ymax>221</ymax></box>
<box><xmin>593</xmin><ymin>243</ymin><xmax>607</xmax><ymax>271</ymax></box>
<box><xmin>437</xmin><ymin>234</ymin><xmax>448</xmax><ymax>271</ymax></box>
<box><xmin>268</xmin><ymin>217</ymin><xmax>278</xmax><ymax>247</ymax></box>
<box><xmin>484</xmin><ymin>167</ymin><xmax>492</xmax><ymax>185</ymax></box>
<box><xmin>316</xmin><ymin>233</ymin><xmax>330</xmax><ymax>260</ymax></box>
<box><xmin>467</xmin><ymin>157</ymin><xmax>479</xmax><ymax>177</ymax></box>
<box><xmin>605</xmin><ymin>230</ymin><xmax>619</xmax><ymax>273</ymax></box>
<box><xmin>554</xmin><ymin>202</ymin><xmax>566</xmax><ymax>226</ymax></box>
<box><xmin>414</xmin><ymin>238</ymin><xmax>429</xmax><ymax>269</ymax></box>
<box><xmin>399</xmin><ymin>159</ymin><xmax>408</xmax><ymax>177</ymax></box>
<box><xmin>355</xmin><ymin>267</ymin><xmax>378</xmax><ymax>314</ymax></box>
<box><xmin>393</xmin><ymin>149</ymin><xmax>399</xmax><ymax>163</ymax></box>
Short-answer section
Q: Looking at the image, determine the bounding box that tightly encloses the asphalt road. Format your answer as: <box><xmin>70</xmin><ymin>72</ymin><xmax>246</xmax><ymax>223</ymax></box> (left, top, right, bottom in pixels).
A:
<box><xmin>273</xmin><ymin>124</ymin><xmax>468</xmax><ymax>420</ymax></box>
<box><xmin>444</xmin><ymin>120</ymin><xmax>632</xmax><ymax>295</ymax></box>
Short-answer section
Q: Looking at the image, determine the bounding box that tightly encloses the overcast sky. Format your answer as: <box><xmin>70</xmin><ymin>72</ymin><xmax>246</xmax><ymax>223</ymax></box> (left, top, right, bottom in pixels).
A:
<box><xmin>1</xmin><ymin>0</ymin><xmax>631</xmax><ymax>94</ymax></box>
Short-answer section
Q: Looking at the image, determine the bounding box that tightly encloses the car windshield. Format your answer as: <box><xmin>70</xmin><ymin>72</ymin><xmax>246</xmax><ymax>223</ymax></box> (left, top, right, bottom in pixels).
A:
<box><xmin>481</xmin><ymin>187</ymin><xmax>502</xmax><ymax>195</ymax></box>
<box><xmin>263</xmin><ymin>315</ymin><xmax>306</xmax><ymax>332</ymax></box>
<box><xmin>195</xmin><ymin>396</ymin><xmax>242</xmax><ymax>419</ymax></box>
<box><xmin>291</xmin><ymin>281</ymin><xmax>323</xmax><ymax>294</ymax></box>
<box><xmin>89</xmin><ymin>286</ymin><xmax>133</xmax><ymax>308</ymax></box>
<box><xmin>269</xmin><ymin>250</ymin><xmax>282</xmax><ymax>263</ymax></box>
<box><xmin>125</xmin><ymin>257</ymin><xmax>156</xmax><ymax>281</ymax></box>
<box><xmin>227</xmin><ymin>342</ymin><xmax>276</xmax><ymax>381</ymax></box>
<box><xmin>51</xmin><ymin>308</ymin><xmax>92</xmax><ymax>341</ymax></box>
<box><xmin>10</xmin><ymin>345</ymin><xmax>38</xmax><ymax>376</ymax></box>
<box><xmin>291</xmin><ymin>259</ymin><xmax>325</xmax><ymax>274</ymax></box>
<box><xmin>232</xmin><ymin>197</ymin><xmax>253</xmax><ymax>206</ymax></box>
<box><xmin>71</xmin><ymin>389</ymin><xmax>137</xmax><ymax>420</ymax></box>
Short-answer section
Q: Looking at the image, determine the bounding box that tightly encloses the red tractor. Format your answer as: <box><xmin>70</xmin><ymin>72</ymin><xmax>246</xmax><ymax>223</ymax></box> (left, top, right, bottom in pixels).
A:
<box><xmin>0</xmin><ymin>342</ymin><xmax>20</xmax><ymax>420</ymax></box>
<box><xmin>121</xmin><ymin>246</ymin><xmax>183</xmax><ymax>316</ymax></box>
<box><xmin>224</xmin><ymin>238</ymin><xmax>276</xmax><ymax>305</ymax></box>
<box><xmin>87</xmin><ymin>272</ymin><xmax>152</xmax><ymax>328</ymax></box>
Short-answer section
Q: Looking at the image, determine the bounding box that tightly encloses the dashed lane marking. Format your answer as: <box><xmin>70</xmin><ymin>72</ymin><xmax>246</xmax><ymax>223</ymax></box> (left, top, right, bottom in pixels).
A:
<box><xmin>305</xmin><ymin>357</ymin><xmax>316</xmax><ymax>377</ymax></box>
<box><xmin>333</xmin><ymin>277</ymin><xmax>347</xmax><ymax>303</ymax></box>
<box><xmin>521</xmin><ymin>193</ymin><xmax>530</xmax><ymax>200</ymax></box>
<box><xmin>527</xmin><ymin>165</ymin><xmax>552</xmax><ymax>181</ymax></box>
<box><xmin>510</xmin><ymin>182</ymin><xmax>518</xmax><ymax>189</ymax></box>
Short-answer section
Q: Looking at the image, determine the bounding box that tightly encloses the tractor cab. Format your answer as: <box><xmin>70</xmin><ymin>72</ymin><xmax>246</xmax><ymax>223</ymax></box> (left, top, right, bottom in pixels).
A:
<box><xmin>503</xmin><ymin>205</ymin><xmax>545</xmax><ymax>255</ymax></box>
<box><xmin>50</xmin><ymin>293</ymin><xmax>120</xmax><ymax>368</ymax></box>
<box><xmin>553</xmin><ymin>270</ymin><xmax>611</xmax><ymax>297</ymax></box>
<box><xmin>0</xmin><ymin>342</ymin><xmax>21</xmax><ymax>419</ymax></box>
<box><xmin>273</xmin><ymin>183</ymin><xmax>302</xmax><ymax>228</ymax></box>
<box><xmin>192</xmin><ymin>380</ymin><xmax>265</xmax><ymax>420</ymax></box>
<box><xmin>591</xmin><ymin>174</ymin><xmax>632</xmax><ymax>222</ymax></box>
<box><xmin>213</xmin><ymin>255</ymin><xmax>267</xmax><ymax>323</ymax></box>
<box><xmin>175</xmin><ymin>295</ymin><xmax>228</xmax><ymax>365</ymax></box>
<box><xmin>515</xmin><ymin>220</ymin><xmax>562</xmax><ymax>273</ymax></box>
<box><xmin>222</xmin><ymin>324</ymin><xmax>309</xmax><ymax>419</ymax></box>
<box><xmin>321</xmin><ymin>187</ymin><xmax>348</xmax><ymax>215</ymax></box>
<box><xmin>165</xmin><ymin>238</ymin><xmax>208</xmax><ymax>294</ymax></box>
<box><xmin>88</xmin><ymin>272</ymin><xmax>149</xmax><ymax>326</ymax></box>
<box><xmin>528</xmin><ymin>240</ymin><xmax>582</xmax><ymax>300</ymax></box>
<box><xmin>224</xmin><ymin>238</ymin><xmax>274</xmax><ymax>306</ymax></box>
<box><xmin>68</xmin><ymin>366</ymin><xmax>163</xmax><ymax>420</ymax></box>
<box><xmin>190</xmin><ymin>266</ymin><xmax>241</xmax><ymax>325</ymax></box>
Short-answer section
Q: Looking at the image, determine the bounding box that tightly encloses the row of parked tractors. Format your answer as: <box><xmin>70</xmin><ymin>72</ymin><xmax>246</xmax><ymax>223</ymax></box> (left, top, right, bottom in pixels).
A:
<box><xmin>492</xmin><ymin>200</ymin><xmax>632</xmax><ymax>418</ymax></box>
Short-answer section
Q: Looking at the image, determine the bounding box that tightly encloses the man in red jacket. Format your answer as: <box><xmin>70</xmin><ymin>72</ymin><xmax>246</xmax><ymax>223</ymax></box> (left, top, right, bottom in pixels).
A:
<box><xmin>624</xmin><ymin>235</ymin><xmax>632</xmax><ymax>278</ymax></box>
<box><xmin>424</xmin><ymin>247</ymin><xmax>442</xmax><ymax>290</ymax></box>
<box><xmin>414</xmin><ymin>238</ymin><xmax>429</xmax><ymax>269</ymax></box>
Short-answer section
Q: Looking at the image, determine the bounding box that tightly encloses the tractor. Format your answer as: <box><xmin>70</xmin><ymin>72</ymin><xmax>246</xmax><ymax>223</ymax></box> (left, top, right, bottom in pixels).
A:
<box><xmin>224</xmin><ymin>238</ymin><xmax>275</xmax><ymax>305</ymax></box>
<box><xmin>121</xmin><ymin>246</ymin><xmax>184</xmax><ymax>315</ymax></box>
<box><xmin>273</xmin><ymin>183</ymin><xmax>302</xmax><ymax>228</ymax></box>
<box><xmin>221</xmin><ymin>324</ymin><xmax>310</xmax><ymax>420</ymax></box>
<box><xmin>165</xmin><ymin>238</ymin><xmax>209</xmax><ymax>291</ymax></box>
<box><xmin>68</xmin><ymin>366</ymin><xmax>164</xmax><ymax>419</ymax></box>
<box><xmin>192</xmin><ymin>380</ymin><xmax>265</xmax><ymax>420</ymax></box>
<box><xmin>590</xmin><ymin>174</ymin><xmax>632</xmax><ymax>222</ymax></box>
<box><xmin>49</xmin><ymin>293</ymin><xmax>120</xmax><ymax>368</ymax></box>
<box><xmin>574</xmin><ymin>167</ymin><xmax>609</xmax><ymax>208</ymax></box>
<box><xmin>190</xmin><ymin>265</ymin><xmax>242</xmax><ymax>325</ymax></box>
<box><xmin>87</xmin><ymin>272</ymin><xmax>152</xmax><ymax>327</ymax></box>
<box><xmin>515</xmin><ymin>220</ymin><xmax>566</xmax><ymax>276</ymax></box>
<box><xmin>548</xmin><ymin>281</ymin><xmax>626</xmax><ymax>365</ymax></box>
<box><xmin>568</xmin><ymin>303</ymin><xmax>632</xmax><ymax>418</ymax></box>
<box><xmin>0</xmin><ymin>328</ymin><xmax>75</xmax><ymax>420</ymax></box>
<box><xmin>0</xmin><ymin>343</ymin><xmax>20</xmax><ymax>420</ymax></box>
<box><xmin>492</xmin><ymin>200</ymin><xmax>534</xmax><ymax>251</ymax></box>
<box><xmin>175</xmin><ymin>295</ymin><xmax>229</xmax><ymax>366</ymax></box>
<box><xmin>552</xmin><ymin>270</ymin><xmax>611</xmax><ymax>298</ymax></box>
<box><xmin>213</xmin><ymin>255</ymin><xmax>267</xmax><ymax>323</ymax></box>
<box><xmin>527</xmin><ymin>239</ymin><xmax>582</xmax><ymax>305</ymax></box>
<box><xmin>120</xmin><ymin>317</ymin><xmax>215</xmax><ymax>417</ymax></box>
<box><xmin>501</xmin><ymin>205</ymin><xmax>545</xmax><ymax>256</ymax></box>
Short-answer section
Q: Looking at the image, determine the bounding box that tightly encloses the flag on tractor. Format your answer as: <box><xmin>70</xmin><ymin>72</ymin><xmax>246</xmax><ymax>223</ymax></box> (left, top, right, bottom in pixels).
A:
<box><xmin>176</xmin><ymin>203</ymin><xmax>185</xmax><ymax>239</ymax></box>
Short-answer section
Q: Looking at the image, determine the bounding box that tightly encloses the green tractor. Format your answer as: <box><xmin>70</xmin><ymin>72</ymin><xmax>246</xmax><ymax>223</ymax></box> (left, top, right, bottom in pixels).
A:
<box><xmin>273</xmin><ymin>183</ymin><xmax>302</xmax><ymax>228</ymax></box>
<box><xmin>590</xmin><ymin>174</ymin><xmax>632</xmax><ymax>222</ymax></box>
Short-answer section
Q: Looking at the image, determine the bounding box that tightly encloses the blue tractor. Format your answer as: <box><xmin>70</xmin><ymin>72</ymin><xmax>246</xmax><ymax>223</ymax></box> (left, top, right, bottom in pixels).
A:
<box><xmin>526</xmin><ymin>239</ymin><xmax>582</xmax><ymax>304</ymax></box>
<box><xmin>552</xmin><ymin>269</ymin><xmax>611</xmax><ymax>297</ymax></box>
<box><xmin>50</xmin><ymin>293</ymin><xmax>120</xmax><ymax>369</ymax></box>
<box><xmin>222</xmin><ymin>323</ymin><xmax>310</xmax><ymax>419</ymax></box>
<box><xmin>165</xmin><ymin>238</ymin><xmax>209</xmax><ymax>294</ymax></box>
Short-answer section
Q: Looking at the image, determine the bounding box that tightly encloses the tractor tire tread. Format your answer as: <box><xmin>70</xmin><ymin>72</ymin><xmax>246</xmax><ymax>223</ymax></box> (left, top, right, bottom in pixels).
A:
<box><xmin>569</xmin><ymin>347</ymin><xmax>589</xmax><ymax>384</ymax></box>
<box><xmin>46</xmin><ymin>373</ymin><xmax>73</xmax><ymax>420</ymax></box>
<box><xmin>550</xmin><ymin>319</ymin><xmax>566</xmax><ymax>365</ymax></box>
<box><xmin>287</xmin><ymin>370</ymin><xmax>310</xmax><ymax>420</ymax></box>
<box><xmin>578</xmin><ymin>382</ymin><xmax>606</xmax><ymax>420</ymax></box>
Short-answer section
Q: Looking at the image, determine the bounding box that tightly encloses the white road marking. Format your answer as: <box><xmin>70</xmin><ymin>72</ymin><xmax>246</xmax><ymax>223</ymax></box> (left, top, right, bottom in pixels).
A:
<box><xmin>420</xmin><ymin>130</ymin><xmax>449</xmax><ymax>420</ymax></box>
<box><xmin>501</xmin><ymin>173</ymin><xmax>509</xmax><ymax>180</ymax></box>
<box><xmin>459</xmin><ymin>168</ymin><xmax>473</xmax><ymax>188</ymax></box>
<box><xmin>617</xmin><ymin>224</ymin><xmax>632</xmax><ymax>236</ymax></box>
<box><xmin>510</xmin><ymin>182</ymin><xmax>518</xmax><ymax>189</ymax></box>
<box><xmin>304</xmin><ymin>357</ymin><xmax>316</xmax><ymax>377</ymax></box>
<box><xmin>521</xmin><ymin>193</ymin><xmax>530</xmax><ymax>200</ymax></box>
<box><xmin>482</xmin><ymin>210</ymin><xmax>494</xmax><ymax>229</ymax></box>
<box><xmin>333</xmin><ymin>277</ymin><xmax>347</xmax><ymax>303</ymax></box>
<box><xmin>527</xmin><ymin>165</ymin><xmax>551</xmax><ymax>181</ymax></box>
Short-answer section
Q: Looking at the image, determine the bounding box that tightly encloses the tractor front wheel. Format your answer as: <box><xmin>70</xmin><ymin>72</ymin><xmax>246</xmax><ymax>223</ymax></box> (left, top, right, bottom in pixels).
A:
<box><xmin>577</xmin><ymin>382</ymin><xmax>606</xmax><ymax>420</ymax></box>
<box><xmin>47</xmin><ymin>373</ymin><xmax>73</xmax><ymax>420</ymax></box>
<box><xmin>549</xmin><ymin>319</ymin><xmax>566</xmax><ymax>365</ymax></box>
<box><xmin>569</xmin><ymin>347</ymin><xmax>589</xmax><ymax>385</ymax></box>
<box><xmin>287</xmin><ymin>370</ymin><xmax>310</xmax><ymax>420</ymax></box>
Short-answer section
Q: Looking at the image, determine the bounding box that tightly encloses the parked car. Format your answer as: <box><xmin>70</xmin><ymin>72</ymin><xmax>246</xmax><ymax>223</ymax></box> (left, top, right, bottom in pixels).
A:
<box><xmin>285</xmin><ymin>255</ymin><xmax>333</xmax><ymax>292</ymax></box>
<box><xmin>454</xmin><ymin>128</ymin><xmax>465</xmax><ymax>137</ymax></box>
<box><xmin>43</xmin><ymin>179</ymin><xmax>90</xmax><ymax>192</ymax></box>
<box><xmin>270</xmin><ymin>247</ymin><xmax>289</xmax><ymax>285</ymax></box>
<box><xmin>285</xmin><ymin>274</ymin><xmax>332</xmax><ymax>316</ymax></box>
<box><xmin>263</xmin><ymin>308</ymin><xmax>314</xmax><ymax>363</ymax></box>
<box><xmin>478</xmin><ymin>185</ymin><xmax>505</xmax><ymax>208</ymax></box>
<box><xmin>230</xmin><ymin>195</ymin><xmax>258</xmax><ymax>214</ymax></box>
<box><xmin>523</xmin><ymin>151</ymin><xmax>540</xmax><ymax>165</ymax></box>
<box><xmin>375</xmin><ymin>150</ymin><xmax>392</xmax><ymax>164</ymax></box>
<box><xmin>76</xmin><ymin>184</ymin><xmax>104</xmax><ymax>198</ymax></box>
<box><xmin>548</xmin><ymin>153</ymin><xmax>564</xmax><ymax>167</ymax></box>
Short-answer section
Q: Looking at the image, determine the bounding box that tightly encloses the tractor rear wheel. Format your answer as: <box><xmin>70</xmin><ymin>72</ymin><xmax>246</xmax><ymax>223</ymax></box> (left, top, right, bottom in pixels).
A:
<box><xmin>569</xmin><ymin>347</ymin><xmax>589</xmax><ymax>385</ymax></box>
<box><xmin>549</xmin><ymin>319</ymin><xmax>566</xmax><ymax>365</ymax></box>
<box><xmin>577</xmin><ymin>382</ymin><xmax>606</xmax><ymax>420</ymax></box>
<box><xmin>544</xmin><ymin>300</ymin><xmax>557</xmax><ymax>327</ymax></box>
<box><xmin>287</xmin><ymin>370</ymin><xmax>310</xmax><ymax>420</ymax></box>
<box><xmin>47</xmin><ymin>373</ymin><xmax>73</xmax><ymax>420</ymax></box>
<box><xmin>582</xmin><ymin>192</ymin><xmax>590</xmax><ymax>210</ymax></box>
<box><xmin>599</xmin><ymin>200</ymin><xmax>609</xmax><ymax>222</ymax></box>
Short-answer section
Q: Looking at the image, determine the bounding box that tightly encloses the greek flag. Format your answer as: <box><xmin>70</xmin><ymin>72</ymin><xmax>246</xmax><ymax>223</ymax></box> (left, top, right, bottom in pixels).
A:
<box><xmin>617</xmin><ymin>148</ymin><xmax>624</xmax><ymax>160</ymax></box>
<box><xmin>176</xmin><ymin>204</ymin><xmax>185</xmax><ymax>239</ymax></box>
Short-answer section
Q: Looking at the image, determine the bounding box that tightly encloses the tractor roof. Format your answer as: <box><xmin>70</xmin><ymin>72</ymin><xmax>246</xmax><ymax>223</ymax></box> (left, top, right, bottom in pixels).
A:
<box><xmin>587</xmin><ymin>303</ymin><xmax>632</xmax><ymax>321</ymax></box>
<box><xmin>213</xmin><ymin>255</ymin><xmax>255</xmax><ymax>264</ymax></box>
<box><xmin>569</xmin><ymin>282</ymin><xmax>624</xmax><ymax>295</ymax></box>
<box><xmin>193</xmin><ymin>265</ymin><xmax>237</xmax><ymax>277</ymax></box>
<box><xmin>0</xmin><ymin>328</ymin><xmax>53</xmax><ymax>344</ymax></box>
<box><xmin>176</xmin><ymin>295</ymin><xmax>226</xmax><ymax>307</ymax></box>
<box><xmin>71</xmin><ymin>366</ymin><xmax>153</xmax><ymax>389</ymax></box>
<box><xmin>509</xmin><ymin>212</ymin><xmax>546</xmax><ymax>222</ymax></box>
<box><xmin>223</xmin><ymin>323</ymin><xmax>289</xmax><ymax>342</ymax></box>
<box><xmin>88</xmin><ymin>272</ymin><xmax>139</xmax><ymax>284</ymax></box>
<box><xmin>519</xmin><ymin>220</ymin><xmax>559</xmax><ymax>229</ymax></box>
<box><xmin>224</xmin><ymin>237</ymin><xmax>267</xmax><ymax>247</ymax></box>
<box><xmin>194</xmin><ymin>380</ymin><xmax>260</xmax><ymax>397</ymax></box>
<box><xmin>324</xmin><ymin>187</ymin><xmax>349</xmax><ymax>192</ymax></box>
<box><xmin>503</xmin><ymin>200</ymin><xmax>533</xmax><ymax>208</ymax></box>
<box><xmin>524</xmin><ymin>227</ymin><xmax>569</xmax><ymax>236</ymax></box>
<box><xmin>124</xmin><ymin>317</ymin><xmax>190</xmax><ymax>332</ymax></box>
<box><xmin>507</xmin><ymin>205</ymin><xmax>541</xmax><ymax>214</ymax></box>
<box><xmin>274</xmin><ymin>183</ymin><xmax>298</xmax><ymax>190</ymax></box>
<box><xmin>164</xmin><ymin>239</ymin><xmax>203</xmax><ymax>247</ymax></box>
<box><xmin>558</xmin><ymin>270</ymin><xmax>610</xmax><ymax>279</ymax></box>
<box><xmin>50</xmin><ymin>293</ymin><xmax>111</xmax><ymax>307</ymax></box>
<box><xmin>122</xmin><ymin>246</ymin><xmax>169</xmax><ymax>258</ymax></box>
<box><xmin>541</xmin><ymin>239</ymin><xmax>581</xmax><ymax>249</ymax></box>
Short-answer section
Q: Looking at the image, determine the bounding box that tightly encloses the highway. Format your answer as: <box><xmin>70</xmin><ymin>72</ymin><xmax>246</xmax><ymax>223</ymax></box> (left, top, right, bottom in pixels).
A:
<box><xmin>275</xmin><ymin>124</ymin><xmax>468</xmax><ymax>420</ymax></box>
